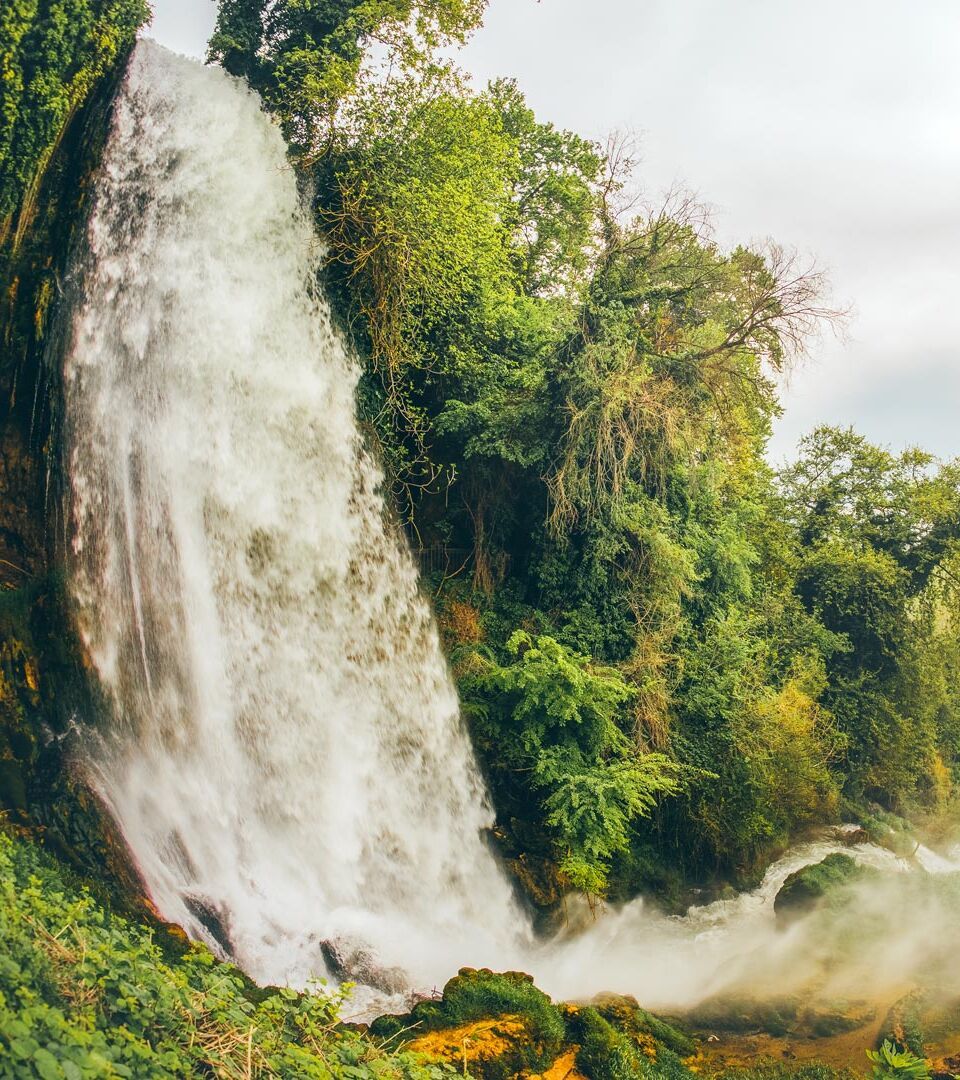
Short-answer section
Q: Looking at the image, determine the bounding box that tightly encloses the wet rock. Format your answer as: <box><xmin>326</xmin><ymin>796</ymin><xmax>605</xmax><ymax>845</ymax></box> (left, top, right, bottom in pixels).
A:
<box><xmin>184</xmin><ymin>895</ymin><xmax>233</xmax><ymax>956</ymax></box>
<box><xmin>320</xmin><ymin>938</ymin><xmax>409</xmax><ymax>995</ymax></box>
<box><xmin>832</xmin><ymin>824</ymin><xmax>871</xmax><ymax>846</ymax></box>
<box><xmin>0</xmin><ymin>757</ymin><xmax>27</xmax><ymax>812</ymax></box>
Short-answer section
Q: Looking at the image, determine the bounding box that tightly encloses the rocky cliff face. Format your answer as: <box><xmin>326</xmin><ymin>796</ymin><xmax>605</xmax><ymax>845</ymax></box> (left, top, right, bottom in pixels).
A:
<box><xmin>0</xmin><ymin>50</ymin><xmax>142</xmax><ymax>899</ymax></box>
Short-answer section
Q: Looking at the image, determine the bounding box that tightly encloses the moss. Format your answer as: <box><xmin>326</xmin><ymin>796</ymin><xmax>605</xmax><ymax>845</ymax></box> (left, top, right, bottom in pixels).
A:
<box><xmin>572</xmin><ymin>1007</ymin><xmax>645</xmax><ymax>1080</ymax></box>
<box><xmin>371</xmin><ymin>973</ymin><xmax>703</xmax><ymax>1080</ymax></box>
<box><xmin>591</xmin><ymin>995</ymin><xmax>695</xmax><ymax>1059</ymax></box>
<box><xmin>880</xmin><ymin>992</ymin><xmax>926</xmax><ymax>1058</ymax></box>
<box><xmin>687</xmin><ymin>994</ymin><xmax>875</xmax><ymax>1043</ymax></box>
<box><xmin>372</xmin><ymin>968</ymin><xmax>566</xmax><ymax>1076</ymax></box>
<box><xmin>711</xmin><ymin>1066</ymin><xmax>859</xmax><ymax>1080</ymax></box>
<box><xmin>405</xmin><ymin>1016</ymin><xmax>534</xmax><ymax>1080</ymax></box>
<box><xmin>773</xmin><ymin>855</ymin><xmax>867</xmax><ymax>924</ymax></box>
<box><xmin>567</xmin><ymin>1005</ymin><xmax>698</xmax><ymax>1080</ymax></box>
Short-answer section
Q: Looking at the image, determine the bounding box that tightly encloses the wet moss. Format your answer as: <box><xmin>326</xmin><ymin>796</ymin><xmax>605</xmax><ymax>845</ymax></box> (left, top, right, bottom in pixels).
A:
<box><xmin>591</xmin><ymin>994</ymin><xmax>695</xmax><ymax>1058</ymax></box>
<box><xmin>773</xmin><ymin>855</ymin><xmax>868</xmax><ymax>925</ymax></box>
<box><xmin>372</xmin><ymin>967</ymin><xmax>566</xmax><ymax>1076</ymax></box>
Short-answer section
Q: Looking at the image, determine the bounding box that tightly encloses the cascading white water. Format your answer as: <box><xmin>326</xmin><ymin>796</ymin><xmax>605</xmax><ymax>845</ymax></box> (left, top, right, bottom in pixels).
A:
<box><xmin>64</xmin><ymin>39</ymin><xmax>526</xmax><ymax>992</ymax></box>
<box><xmin>64</xmin><ymin>39</ymin><xmax>960</xmax><ymax>1019</ymax></box>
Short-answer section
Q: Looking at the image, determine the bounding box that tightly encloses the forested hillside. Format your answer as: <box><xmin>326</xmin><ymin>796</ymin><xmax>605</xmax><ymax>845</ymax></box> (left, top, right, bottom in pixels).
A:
<box><xmin>210</xmin><ymin>0</ymin><xmax>960</xmax><ymax>905</ymax></box>
<box><xmin>2</xmin><ymin>3</ymin><xmax>960</xmax><ymax>1079</ymax></box>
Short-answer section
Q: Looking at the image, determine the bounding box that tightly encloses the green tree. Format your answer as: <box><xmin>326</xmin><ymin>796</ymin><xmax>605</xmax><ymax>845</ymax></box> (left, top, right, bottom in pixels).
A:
<box><xmin>463</xmin><ymin>631</ymin><xmax>682</xmax><ymax>895</ymax></box>
<box><xmin>208</xmin><ymin>0</ymin><xmax>485</xmax><ymax>150</ymax></box>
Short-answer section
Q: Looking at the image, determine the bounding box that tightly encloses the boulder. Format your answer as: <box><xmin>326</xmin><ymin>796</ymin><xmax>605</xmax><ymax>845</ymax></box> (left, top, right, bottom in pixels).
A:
<box><xmin>320</xmin><ymin>938</ymin><xmax>408</xmax><ymax>996</ymax></box>
<box><xmin>773</xmin><ymin>853</ymin><xmax>865</xmax><ymax>925</ymax></box>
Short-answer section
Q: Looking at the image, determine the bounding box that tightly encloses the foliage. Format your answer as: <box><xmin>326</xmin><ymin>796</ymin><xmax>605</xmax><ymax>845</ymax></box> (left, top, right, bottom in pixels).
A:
<box><xmin>462</xmin><ymin>631</ymin><xmax>683</xmax><ymax>894</ymax></box>
<box><xmin>208</xmin><ymin>0</ymin><xmax>485</xmax><ymax>150</ymax></box>
<box><xmin>780</xmin><ymin>427</ymin><xmax>960</xmax><ymax>807</ymax></box>
<box><xmin>570</xmin><ymin>1006</ymin><xmax>693</xmax><ymax>1080</ymax></box>
<box><xmin>866</xmin><ymin>1040</ymin><xmax>930</xmax><ymax>1080</ymax></box>
<box><xmin>312</xmin><ymin>61</ymin><xmax>601</xmax><ymax>510</ymax></box>
<box><xmin>0</xmin><ymin>829</ymin><xmax>451</xmax><ymax>1079</ymax></box>
<box><xmin>280</xmin><ymin>0</ymin><xmax>959</xmax><ymax>891</ymax></box>
<box><xmin>0</xmin><ymin>0</ymin><xmax>147</xmax><ymax>243</ymax></box>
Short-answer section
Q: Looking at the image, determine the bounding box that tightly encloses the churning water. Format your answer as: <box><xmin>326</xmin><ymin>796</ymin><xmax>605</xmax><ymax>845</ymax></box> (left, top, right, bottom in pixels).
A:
<box><xmin>64</xmin><ymin>41</ymin><xmax>960</xmax><ymax>1016</ymax></box>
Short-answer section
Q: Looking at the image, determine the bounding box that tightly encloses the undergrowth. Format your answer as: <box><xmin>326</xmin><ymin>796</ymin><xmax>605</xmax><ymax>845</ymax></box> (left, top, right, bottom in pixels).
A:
<box><xmin>0</xmin><ymin>827</ymin><xmax>450</xmax><ymax>1079</ymax></box>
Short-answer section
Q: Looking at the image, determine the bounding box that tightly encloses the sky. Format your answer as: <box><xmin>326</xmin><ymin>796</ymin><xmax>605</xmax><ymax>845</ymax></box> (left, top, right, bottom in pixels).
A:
<box><xmin>146</xmin><ymin>0</ymin><xmax>960</xmax><ymax>463</ymax></box>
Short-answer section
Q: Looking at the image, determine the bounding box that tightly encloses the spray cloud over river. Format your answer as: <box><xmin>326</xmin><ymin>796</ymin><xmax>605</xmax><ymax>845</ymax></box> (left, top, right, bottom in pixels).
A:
<box><xmin>64</xmin><ymin>41</ymin><xmax>960</xmax><ymax>1018</ymax></box>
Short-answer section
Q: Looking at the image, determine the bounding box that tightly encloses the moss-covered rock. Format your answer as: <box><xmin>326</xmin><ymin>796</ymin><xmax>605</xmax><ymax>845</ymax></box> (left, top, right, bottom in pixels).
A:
<box><xmin>371</xmin><ymin>971</ymin><xmax>699</xmax><ymax>1080</ymax></box>
<box><xmin>371</xmin><ymin>968</ymin><xmax>566</xmax><ymax>1077</ymax></box>
<box><xmin>686</xmin><ymin>995</ymin><xmax>874</xmax><ymax>1041</ymax></box>
<box><xmin>404</xmin><ymin>1015</ymin><xmax>546</xmax><ymax>1080</ymax></box>
<box><xmin>773</xmin><ymin>855</ymin><xmax>867</xmax><ymax>925</ymax></box>
<box><xmin>591</xmin><ymin>994</ymin><xmax>695</xmax><ymax>1058</ymax></box>
<box><xmin>879</xmin><ymin>991</ymin><xmax>927</xmax><ymax>1058</ymax></box>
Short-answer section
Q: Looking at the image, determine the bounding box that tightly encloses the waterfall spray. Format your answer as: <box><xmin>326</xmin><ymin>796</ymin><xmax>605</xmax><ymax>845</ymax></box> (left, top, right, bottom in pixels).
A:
<box><xmin>65</xmin><ymin>40</ymin><xmax>526</xmax><ymax>992</ymax></box>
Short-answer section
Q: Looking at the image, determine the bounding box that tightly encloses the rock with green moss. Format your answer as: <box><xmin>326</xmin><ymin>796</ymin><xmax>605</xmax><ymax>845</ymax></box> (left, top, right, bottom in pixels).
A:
<box><xmin>686</xmin><ymin>993</ymin><xmax>874</xmax><ymax>1040</ymax></box>
<box><xmin>371</xmin><ymin>968</ymin><xmax>566</xmax><ymax>1079</ymax></box>
<box><xmin>590</xmin><ymin>994</ymin><xmax>695</xmax><ymax>1058</ymax></box>
<box><xmin>773</xmin><ymin>854</ymin><xmax>867</xmax><ymax>925</ymax></box>
<box><xmin>370</xmin><ymin>971</ymin><xmax>700</xmax><ymax>1080</ymax></box>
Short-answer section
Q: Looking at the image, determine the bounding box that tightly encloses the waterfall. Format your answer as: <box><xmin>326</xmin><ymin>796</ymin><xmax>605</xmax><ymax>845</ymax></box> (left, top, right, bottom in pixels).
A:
<box><xmin>63</xmin><ymin>40</ymin><xmax>960</xmax><ymax>1018</ymax></box>
<box><xmin>64</xmin><ymin>40</ymin><xmax>525</xmax><ymax>993</ymax></box>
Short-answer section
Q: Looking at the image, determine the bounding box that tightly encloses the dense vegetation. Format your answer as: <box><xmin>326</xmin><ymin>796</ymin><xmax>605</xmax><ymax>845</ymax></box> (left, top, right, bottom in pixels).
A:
<box><xmin>0</xmin><ymin>0</ymin><xmax>147</xmax><ymax>248</ymax></box>
<box><xmin>1</xmin><ymin>1</ymin><xmax>959</xmax><ymax>1076</ymax></box>
<box><xmin>0</xmin><ymin>828</ymin><xmax>458</xmax><ymax>1078</ymax></box>
<box><xmin>211</xmin><ymin>0</ymin><xmax>960</xmax><ymax>903</ymax></box>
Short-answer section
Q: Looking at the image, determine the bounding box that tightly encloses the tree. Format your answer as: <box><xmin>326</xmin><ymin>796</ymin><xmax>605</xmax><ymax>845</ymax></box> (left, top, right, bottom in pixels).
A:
<box><xmin>779</xmin><ymin>427</ymin><xmax>960</xmax><ymax>806</ymax></box>
<box><xmin>462</xmin><ymin>631</ymin><xmax>682</xmax><ymax>896</ymax></box>
<box><xmin>208</xmin><ymin>0</ymin><xmax>485</xmax><ymax>151</ymax></box>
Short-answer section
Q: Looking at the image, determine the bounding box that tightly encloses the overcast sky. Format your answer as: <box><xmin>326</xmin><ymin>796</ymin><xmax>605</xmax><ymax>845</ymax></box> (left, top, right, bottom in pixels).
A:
<box><xmin>147</xmin><ymin>0</ymin><xmax>960</xmax><ymax>463</ymax></box>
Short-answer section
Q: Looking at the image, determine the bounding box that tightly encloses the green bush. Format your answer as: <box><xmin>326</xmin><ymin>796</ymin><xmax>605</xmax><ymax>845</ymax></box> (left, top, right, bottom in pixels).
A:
<box><xmin>463</xmin><ymin>632</ymin><xmax>683</xmax><ymax>896</ymax></box>
<box><xmin>866</xmin><ymin>1040</ymin><xmax>930</xmax><ymax>1080</ymax></box>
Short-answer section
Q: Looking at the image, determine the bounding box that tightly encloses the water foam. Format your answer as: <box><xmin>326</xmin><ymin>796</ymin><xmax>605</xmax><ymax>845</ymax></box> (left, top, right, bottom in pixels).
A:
<box><xmin>65</xmin><ymin>40</ymin><xmax>526</xmax><ymax>992</ymax></box>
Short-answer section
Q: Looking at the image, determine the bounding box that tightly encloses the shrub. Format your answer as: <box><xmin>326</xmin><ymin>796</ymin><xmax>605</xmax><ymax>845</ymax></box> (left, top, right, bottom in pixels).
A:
<box><xmin>867</xmin><ymin>1040</ymin><xmax>930</xmax><ymax>1080</ymax></box>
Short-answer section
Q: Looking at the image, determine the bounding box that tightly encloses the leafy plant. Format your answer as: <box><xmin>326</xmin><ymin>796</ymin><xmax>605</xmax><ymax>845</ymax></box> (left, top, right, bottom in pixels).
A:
<box><xmin>866</xmin><ymin>1039</ymin><xmax>930</xmax><ymax>1080</ymax></box>
<box><xmin>464</xmin><ymin>631</ymin><xmax>683</xmax><ymax>895</ymax></box>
